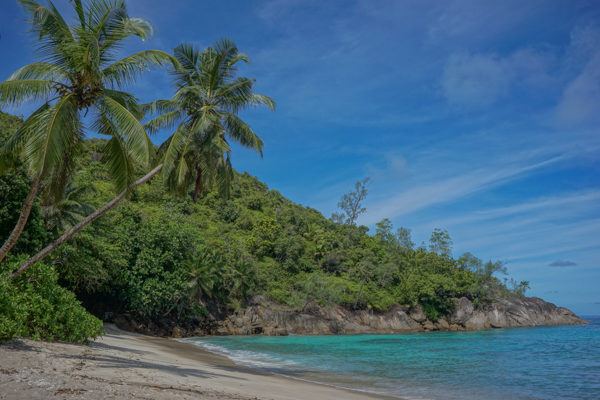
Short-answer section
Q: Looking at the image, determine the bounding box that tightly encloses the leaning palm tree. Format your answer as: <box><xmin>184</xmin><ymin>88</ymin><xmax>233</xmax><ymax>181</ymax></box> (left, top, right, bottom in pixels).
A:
<box><xmin>144</xmin><ymin>40</ymin><xmax>275</xmax><ymax>201</ymax></box>
<box><xmin>0</xmin><ymin>0</ymin><xmax>173</xmax><ymax>264</ymax></box>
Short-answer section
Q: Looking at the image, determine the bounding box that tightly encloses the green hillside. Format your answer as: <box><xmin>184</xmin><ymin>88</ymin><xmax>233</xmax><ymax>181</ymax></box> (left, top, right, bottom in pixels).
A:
<box><xmin>1</xmin><ymin>112</ymin><xmax>525</xmax><ymax>338</ymax></box>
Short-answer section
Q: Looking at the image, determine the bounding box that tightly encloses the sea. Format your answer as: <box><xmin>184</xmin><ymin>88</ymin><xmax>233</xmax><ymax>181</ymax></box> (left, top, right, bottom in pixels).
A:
<box><xmin>184</xmin><ymin>316</ymin><xmax>600</xmax><ymax>400</ymax></box>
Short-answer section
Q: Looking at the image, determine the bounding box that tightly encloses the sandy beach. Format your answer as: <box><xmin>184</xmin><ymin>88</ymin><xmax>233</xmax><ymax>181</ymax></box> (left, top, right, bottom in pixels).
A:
<box><xmin>0</xmin><ymin>325</ymin><xmax>390</xmax><ymax>400</ymax></box>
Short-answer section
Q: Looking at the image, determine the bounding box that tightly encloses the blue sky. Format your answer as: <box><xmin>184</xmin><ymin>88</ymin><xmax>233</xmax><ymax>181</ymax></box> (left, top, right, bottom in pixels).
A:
<box><xmin>1</xmin><ymin>0</ymin><xmax>599</xmax><ymax>314</ymax></box>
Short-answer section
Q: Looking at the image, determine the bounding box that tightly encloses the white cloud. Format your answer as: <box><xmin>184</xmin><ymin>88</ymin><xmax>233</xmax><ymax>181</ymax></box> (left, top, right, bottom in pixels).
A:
<box><xmin>556</xmin><ymin>53</ymin><xmax>600</xmax><ymax>126</ymax></box>
<box><xmin>442</xmin><ymin>53</ymin><xmax>512</xmax><ymax>107</ymax></box>
<box><xmin>426</xmin><ymin>0</ymin><xmax>544</xmax><ymax>45</ymax></box>
<box><xmin>441</xmin><ymin>49</ymin><xmax>555</xmax><ymax>108</ymax></box>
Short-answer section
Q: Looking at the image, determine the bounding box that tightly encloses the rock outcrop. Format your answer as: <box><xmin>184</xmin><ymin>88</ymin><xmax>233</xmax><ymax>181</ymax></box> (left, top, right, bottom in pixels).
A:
<box><xmin>216</xmin><ymin>295</ymin><xmax>585</xmax><ymax>336</ymax></box>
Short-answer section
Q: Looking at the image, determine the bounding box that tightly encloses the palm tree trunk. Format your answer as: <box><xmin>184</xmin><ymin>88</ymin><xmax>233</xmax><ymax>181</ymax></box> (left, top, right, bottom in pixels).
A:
<box><xmin>12</xmin><ymin>165</ymin><xmax>162</xmax><ymax>278</ymax></box>
<box><xmin>0</xmin><ymin>175</ymin><xmax>41</xmax><ymax>264</ymax></box>
<box><xmin>192</xmin><ymin>167</ymin><xmax>202</xmax><ymax>202</ymax></box>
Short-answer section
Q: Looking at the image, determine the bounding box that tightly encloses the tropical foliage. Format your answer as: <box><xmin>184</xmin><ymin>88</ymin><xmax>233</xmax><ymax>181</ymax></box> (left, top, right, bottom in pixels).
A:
<box><xmin>0</xmin><ymin>261</ymin><xmax>102</xmax><ymax>343</ymax></box>
<box><xmin>0</xmin><ymin>111</ymin><xmax>529</xmax><ymax>339</ymax></box>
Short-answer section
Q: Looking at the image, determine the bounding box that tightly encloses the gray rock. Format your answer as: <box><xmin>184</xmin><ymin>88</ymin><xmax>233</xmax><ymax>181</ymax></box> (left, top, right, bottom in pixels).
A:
<box><xmin>450</xmin><ymin>297</ymin><xmax>474</xmax><ymax>324</ymax></box>
<box><xmin>408</xmin><ymin>305</ymin><xmax>427</xmax><ymax>322</ymax></box>
<box><xmin>214</xmin><ymin>295</ymin><xmax>585</xmax><ymax>336</ymax></box>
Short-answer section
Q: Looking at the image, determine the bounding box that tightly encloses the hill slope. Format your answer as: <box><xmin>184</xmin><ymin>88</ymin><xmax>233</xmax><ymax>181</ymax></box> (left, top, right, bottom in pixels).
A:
<box><xmin>0</xmin><ymin>112</ymin><xmax>584</xmax><ymax>337</ymax></box>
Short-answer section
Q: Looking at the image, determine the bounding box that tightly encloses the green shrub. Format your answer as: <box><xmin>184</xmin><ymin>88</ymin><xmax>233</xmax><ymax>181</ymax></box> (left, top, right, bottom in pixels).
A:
<box><xmin>1</xmin><ymin>263</ymin><xmax>102</xmax><ymax>343</ymax></box>
<box><xmin>119</xmin><ymin>214</ymin><xmax>198</xmax><ymax>320</ymax></box>
<box><xmin>0</xmin><ymin>275</ymin><xmax>25</xmax><ymax>341</ymax></box>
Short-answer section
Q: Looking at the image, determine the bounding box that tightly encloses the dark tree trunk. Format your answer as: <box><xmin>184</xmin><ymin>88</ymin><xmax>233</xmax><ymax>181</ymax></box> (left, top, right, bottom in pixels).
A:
<box><xmin>12</xmin><ymin>165</ymin><xmax>163</xmax><ymax>278</ymax></box>
<box><xmin>0</xmin><ymin>175</ymin><xmax>41</xmax><ymax>263</ymax></box>
<box><xmin>192</xmin><ymin>167</ymin><xmax>202</xmax><ymax>202</ymax></box>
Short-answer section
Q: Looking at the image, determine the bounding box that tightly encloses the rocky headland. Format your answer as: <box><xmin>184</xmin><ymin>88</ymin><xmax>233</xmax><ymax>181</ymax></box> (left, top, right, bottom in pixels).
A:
<box><xmin>216</xmin><ymin>296</ymin><xmax>585</xmax><ymax>336</ymax></box>
<box><xmin>117</xmin><ymin>295</ymin><xmax>585</xmax><ymax>337</ymax></box>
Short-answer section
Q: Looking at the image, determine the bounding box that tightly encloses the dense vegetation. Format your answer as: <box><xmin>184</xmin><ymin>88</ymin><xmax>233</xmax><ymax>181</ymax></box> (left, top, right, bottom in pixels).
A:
<box><xmin>0</xmin><ymin>111</ymin><xmax>528</xmax><ymax>338</ymax></box>
<box><xmin>0</xmin><ymin>1</ymin><xmax>528</xmax><ymax>342</ymax></box>
<box><xmin>0</xmin><ymin>113</ymin><xmax>103</xmax><ymax>342</ymax></box>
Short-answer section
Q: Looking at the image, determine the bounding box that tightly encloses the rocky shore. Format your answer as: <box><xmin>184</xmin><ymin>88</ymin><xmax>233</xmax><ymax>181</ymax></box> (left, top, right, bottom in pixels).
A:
<box><xmin>216</xmin><ymin>296</ymin><xmax>585</xmax><ymax>336</ymax></box>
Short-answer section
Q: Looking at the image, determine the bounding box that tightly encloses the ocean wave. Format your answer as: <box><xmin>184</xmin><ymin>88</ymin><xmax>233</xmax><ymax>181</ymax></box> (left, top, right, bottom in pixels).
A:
<box><xmin>180</xmin><ymin>337</ymin><xmax>433</xmax><ymax>400</ymax></box>
<box><xmin>181</xmin><ymin>338</ymin><xmax>408</xmax><ymax>399</ymax></box>
<box><xmin>182</xmin><ymin>339</ymin><xmax>299</xmax><ymax>370</ymax></box>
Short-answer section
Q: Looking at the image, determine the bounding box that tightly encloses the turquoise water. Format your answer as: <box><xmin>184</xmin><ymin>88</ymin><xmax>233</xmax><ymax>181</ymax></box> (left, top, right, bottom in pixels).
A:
<box><xmin>186</xmin><ymin>317</ymin><xmax>600</xmax><ymax>400</ymax></box>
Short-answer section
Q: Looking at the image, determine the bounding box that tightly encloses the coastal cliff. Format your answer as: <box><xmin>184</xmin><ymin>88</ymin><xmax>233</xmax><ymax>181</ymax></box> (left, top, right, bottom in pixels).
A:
<box><xmin>216</xmin><ymin>296</ymin><xmax>585</xmax><ymax>336</ymax></box>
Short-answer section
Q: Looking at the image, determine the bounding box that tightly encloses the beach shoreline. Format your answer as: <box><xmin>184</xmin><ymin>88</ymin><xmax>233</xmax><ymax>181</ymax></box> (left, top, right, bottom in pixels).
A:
<box><xmin>0</xmin><ymin>324</ymin><xmax>396</xmax><ymax>400</ymax></box>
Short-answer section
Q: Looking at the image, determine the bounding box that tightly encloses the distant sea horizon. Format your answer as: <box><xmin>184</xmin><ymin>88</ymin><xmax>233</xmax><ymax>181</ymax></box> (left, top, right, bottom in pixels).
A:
<box><xmin>185</xmin><ymin>316</ymin><xmax>600</xmax><ymax>400</ymax></box>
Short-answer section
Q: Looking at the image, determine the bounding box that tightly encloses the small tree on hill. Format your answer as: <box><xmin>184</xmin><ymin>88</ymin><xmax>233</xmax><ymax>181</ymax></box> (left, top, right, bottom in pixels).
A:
<box><xmin>396</xmin><ymin>227</ymin><xmax>414</xmax><ymax>250</ymax></box>
<box><xmin>429</xmin><ymin>228</ymin><xmax>453</xmax><ymax>257</ymax></box>
<box><xmin>331</xmin><ymin>177</ymin><xmax>369</xmax><ymax>225</ymax></box>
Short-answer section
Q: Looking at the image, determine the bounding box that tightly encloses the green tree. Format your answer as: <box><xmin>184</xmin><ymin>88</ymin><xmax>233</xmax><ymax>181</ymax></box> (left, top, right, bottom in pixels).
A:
<box><xmin>396</xmin><ymin>227</ymin><xmax>414</xmax><ymax>250</ymax></box>
<box><xmin>512</xmin><ymin>279</ymin><xmax>530</xmax><ymax>296</ymax></box>
<box><xmin>375</xmin><ymin>218</ymin><xmax>394</xmax><ymax>244</ymax></box>
<box><xmin>145</xmin><ymin>40</ymin><xmax>275</xmax><ymax>200</ymax></box>
<box><xmin>0</xmin><ymin>0</ymin><xmax>172</xmax><ymax>265</ymax></box>
<box><xmin>348</xmin><ymin>258</ymin><xmax>375</xmax><ymax>309</ymax></box>
<box><xmin>0</xmin><ymin>169</ymin><xmax>48</xmax><ymax>256</ymax></box>
<box><xmin>331</xmin><ymin>178</ymin><xmax>369</xmax><ymax>225</ymax></box>
<box><xmin>429</xmin><ymin>228</ymin><xmax>453</xmax><ymax>257</ymax></box>
<box><xmin>457</xmin><ymin>252</ymin><xmax>482</xmax><ymax>270</ymax></box>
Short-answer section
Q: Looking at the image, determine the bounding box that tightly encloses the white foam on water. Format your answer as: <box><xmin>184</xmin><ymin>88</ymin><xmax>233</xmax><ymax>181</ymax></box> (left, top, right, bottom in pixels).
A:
<box><xmin>179</xmin><ymin>337</ymin><xmax>418</xmax><ymax>400</ymax></box>
<box><xmin>181</xmin><ymin>338</ymin><xmax>299</xmax><ymax>370</ymax></box>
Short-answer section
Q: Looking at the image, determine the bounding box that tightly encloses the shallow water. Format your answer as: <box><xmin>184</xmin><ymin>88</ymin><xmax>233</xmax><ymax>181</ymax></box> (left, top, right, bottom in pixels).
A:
<box><xmin>185</xmin><ymin>316</ymin><xmax>600</xmax><ymax>400</ymax></box>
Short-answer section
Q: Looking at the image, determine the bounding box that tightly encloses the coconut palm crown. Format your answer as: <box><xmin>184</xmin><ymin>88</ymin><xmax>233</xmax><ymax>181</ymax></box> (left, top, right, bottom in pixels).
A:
<box><xmin>144</xmin><ymin>39</ymin><xmax>275</xmax><ymax>200</ymax></box>
<box><xmin>0</xmin><ymin>0</ymin><xmax>173</xmax><ymax>191</ymax></box>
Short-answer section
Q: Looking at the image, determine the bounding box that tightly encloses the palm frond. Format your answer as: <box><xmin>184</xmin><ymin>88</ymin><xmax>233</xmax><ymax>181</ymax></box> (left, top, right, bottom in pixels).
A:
<box><xmin>1</xmin><ymin>103</ymin><xmax>49</xmax><ymax>159</ymax></box>
<box><xmin>19</xmin><ymin>0</ymin><xmax>74</xmax><ymax>42</ymax></box>
<box><xmin>144</xmin><ymin>110</ymin><xmax>183</xmax><ymax>134</ymax></box>
<box><xmin>223</xmin><ymin>113</ymin><xmax>263</xmax><ymax>156</ymax></box>
<box><xmin>8</xmin><ymin>62</ymin><xmax>69</xmax><ymax>82</ymax></box>
<box><xmin>173</xmin><ymin>43</ymin><xmax>201</xmax><ymax>76</ymax></box>
<box><xmin>18</xmin><ymin>94</ymin><xmax>81</xmax><ymax>177</ymax></box>
<box><xmin>102</xmin><ymin>88</ymin><xmax>140</xmax><ymax>114</ymax></box>
<box><xmin>214</xmin><ymin>152</ymin><xmax>234</xmax><ymax>198</ymax></box>
<box><xmin>72</xmin><ymin>0</ymin><xmax>86</xmax><ymax>28</ymax></box>
<box><xmin>120</xmin><ymin>17</ymin><xmax>153</xmax><ymax>40</ymax></box>
<box><xmin>101</xmin><ymin>135</ymin><xmax>135</xmax><ymax>191</ymax></box>
<box><xmin>140</xmin><ymin>99</ymin><xmax>178</xmax><ymax>116</ymax></box>
<box><xmin>88</xmin><ymin>0</ymin><xmax>152</xmax><ymax>53</ymax></box>
<box><xmin>161</xmin><ymin>125</ymin><xmax>190</xmax><ymax>179</ymax></box>
<box><xmin>41</xmin><ymin>142</ymin><xmax>81</xmax><ymax>205</ymax></box>
<box><xmin>0</xmin><ymin>80</ymin><xmax>53</xmax><ymax>106</ymax></box>
<box><xmin>87</xmin><ymin>0</ymin><xmax>126</xmax><ymax>35</ymax></box>
<box><xmin>99</xmin><ymin>93</ymin><xmax>150</xmax><ymax>167</ymax></box>
<box><xmin>174</xmin><ymin>152</ymin><xmax>191</xmax><ymax>189</ymax></box>
<box><xmin>250</xmin><ymin>94</ymin><xmax>276</xmax><ymax>110</ymax></box>
<box><xmin>216</xmin><ymin>77</ymin><xmax>253</xmax><ymax>104</ymax></box>
<box><xmin>102</xmin><ymin>50</ymin><xmax>175</xmax><ymax>86</ymax></box>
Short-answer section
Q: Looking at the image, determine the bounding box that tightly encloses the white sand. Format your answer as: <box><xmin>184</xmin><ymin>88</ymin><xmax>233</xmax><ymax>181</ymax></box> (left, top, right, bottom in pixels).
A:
<box><xmin>0</xmin><ymin>325</ymin><xmax>394</xmax><ymax>400</ymax></box>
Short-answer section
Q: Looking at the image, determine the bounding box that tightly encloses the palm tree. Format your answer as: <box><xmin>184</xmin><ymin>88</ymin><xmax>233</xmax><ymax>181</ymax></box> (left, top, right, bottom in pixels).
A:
<box><xmin>42</xmin><ymin>182</ymin><xmax>96</xmax><ymax>233</ymax></box>
<box><xmin>12</xmin><ymin>40</ymin><xmax>275</xmax><ymax>278</ymax></box>
<box><xmin>144</xmin><ymin>40</ymin><xmax>275</xmax><ymax>201</ymax></box>
<box><xmin>0</xmin><ymin>0</ymin><xmax>173</xmax><ymax>263</ymax></box>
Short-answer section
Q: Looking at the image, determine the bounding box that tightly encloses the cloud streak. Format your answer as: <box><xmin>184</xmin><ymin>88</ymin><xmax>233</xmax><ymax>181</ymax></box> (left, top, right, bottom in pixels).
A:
<box><xmin>361</xmin><ymin>153</ymin><xmax>565</xmax><ymax>225</ymax></box>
